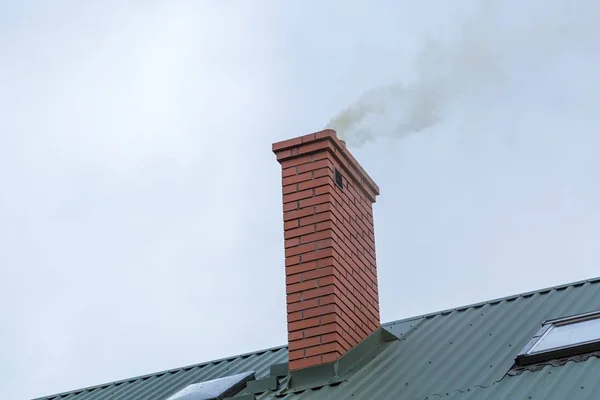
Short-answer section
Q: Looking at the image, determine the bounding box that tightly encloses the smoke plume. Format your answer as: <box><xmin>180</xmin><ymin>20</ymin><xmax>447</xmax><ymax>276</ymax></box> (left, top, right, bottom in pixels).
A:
<box><xmin>326</xmin><ymin>1</ymin><xmax>600</xmax><ymax>147</ymax></box>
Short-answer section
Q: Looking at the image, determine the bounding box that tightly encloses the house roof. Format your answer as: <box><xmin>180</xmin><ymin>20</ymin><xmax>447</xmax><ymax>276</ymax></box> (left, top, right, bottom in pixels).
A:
<box><xmin>35</xmin><ymin>276</ymin><xmax>600</xmax><ymax>400</ymax></box>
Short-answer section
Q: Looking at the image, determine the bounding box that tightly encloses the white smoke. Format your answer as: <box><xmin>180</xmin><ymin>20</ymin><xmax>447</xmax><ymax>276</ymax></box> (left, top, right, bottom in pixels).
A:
<box><xmin>326</xmin><ymin>0</ymin><xmax>600</xmax><ymax>147</ymax></box>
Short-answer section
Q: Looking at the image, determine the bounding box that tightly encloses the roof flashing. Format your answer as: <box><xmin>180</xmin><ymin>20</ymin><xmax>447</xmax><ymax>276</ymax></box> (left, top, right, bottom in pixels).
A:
<box><xmin>283</xmin><ymin>327</ymin><xmax>400</xmax><ymax>393</ymax></box>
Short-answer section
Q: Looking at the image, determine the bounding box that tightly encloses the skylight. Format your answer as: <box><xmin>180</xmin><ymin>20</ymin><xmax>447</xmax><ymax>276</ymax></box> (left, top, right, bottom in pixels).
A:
<box><xmin>165</xmin><ymin>371</ymin><xmax>255</xmax><ymax>400</ymax></box>
<box><xmin>516</xmin><ymin>310</ymin><xmax>600</xmax><ymax>367</ymax></box>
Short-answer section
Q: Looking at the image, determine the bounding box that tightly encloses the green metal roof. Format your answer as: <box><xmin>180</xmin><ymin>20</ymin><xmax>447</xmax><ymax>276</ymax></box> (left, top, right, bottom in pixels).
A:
<box><xmin>35</xmin><ymin>276</ymin><xmax>600</xmax><ymax>400</ymax></box>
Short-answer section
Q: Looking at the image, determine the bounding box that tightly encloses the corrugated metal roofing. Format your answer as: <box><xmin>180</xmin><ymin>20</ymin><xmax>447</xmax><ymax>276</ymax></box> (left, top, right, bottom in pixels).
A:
<box><xmin>34</xmin><ymin>347</ymin><xmax>288</xmax><ymax>400</ymax></box>
<box><xmin>35</xmin><ymin>277</ymin><xmax>600</xmax><ymax>400</ymax></box>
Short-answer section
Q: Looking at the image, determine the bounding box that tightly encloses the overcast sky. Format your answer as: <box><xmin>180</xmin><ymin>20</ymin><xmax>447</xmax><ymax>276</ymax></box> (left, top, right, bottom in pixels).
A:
<box><xmin>1</xmin><ymin>1</ymin><xmax>600</xmax><ymax>399</ymax></box>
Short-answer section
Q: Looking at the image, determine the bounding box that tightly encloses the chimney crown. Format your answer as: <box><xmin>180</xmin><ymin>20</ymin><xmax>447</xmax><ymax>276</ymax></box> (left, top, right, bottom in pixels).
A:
<box><xmin>273</xmin><ymin>129</ymin><xmax>380</xmax><ymax>372</ymax></box>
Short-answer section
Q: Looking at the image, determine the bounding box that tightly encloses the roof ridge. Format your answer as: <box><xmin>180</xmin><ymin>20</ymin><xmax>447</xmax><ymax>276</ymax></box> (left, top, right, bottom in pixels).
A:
<box><xmin>384</xmin><ymin>275</ymin><xmax>600</xmax><ymax>327</ymax></box>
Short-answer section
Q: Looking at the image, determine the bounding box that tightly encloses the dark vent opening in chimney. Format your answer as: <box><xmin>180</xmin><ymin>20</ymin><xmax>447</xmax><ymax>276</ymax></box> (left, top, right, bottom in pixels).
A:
<box><xmin>334</xmin><ymin>168</ymin><xmax>343</xmax><ymax>189</ymax></box>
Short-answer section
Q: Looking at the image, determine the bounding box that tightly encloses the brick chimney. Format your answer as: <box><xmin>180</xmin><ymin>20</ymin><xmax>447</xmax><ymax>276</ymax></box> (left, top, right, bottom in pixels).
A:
<box><xmin>272</xmin><ymin>129</ymin><xmax>380</xmax><ymax>372</ymax></box>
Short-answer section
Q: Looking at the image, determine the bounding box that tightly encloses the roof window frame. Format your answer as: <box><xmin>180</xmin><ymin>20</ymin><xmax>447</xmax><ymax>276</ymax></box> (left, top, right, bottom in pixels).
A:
<box><xmin>516</xmin><ymin>310</ymin><xmax>600</xmax><ymax>367</ymax></box>
<box><xmin>165</xmin><ymin>370</ymin><xmax>255</xmax><ymax>400</ymax></box>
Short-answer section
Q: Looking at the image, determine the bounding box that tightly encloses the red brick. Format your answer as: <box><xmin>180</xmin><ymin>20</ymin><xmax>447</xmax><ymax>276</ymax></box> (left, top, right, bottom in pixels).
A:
<box><xmin>328</xmin><ymin>335</ymin><xmax>352</xmax><ymax>353</ymax></box>
<box><xmin>284</xmin><ymin>237</ymin><xmax>300</xmax><ymax>249</ymax></box>
<box><xmin>283</xmin><ymin>171</ymin><xmax>313</xmax><ymax>186</ymax></box>
<box><xmin>313</xmin><ymin>167</ymin><xmax>334</xmax><ymax>179</ymax></box>
<box><xmin>298</xmin><ymin>177</ymin><xmax>334</xmax><ymax>193</ymax></box>
<box><xmin>285</xmin><ymin>256</ymin><xmax>301</xmax><ymax>267</ymax></box>
<box><xmin>297</xmin><ymin>158</ymin><xmax>333</xmax><ymax>174</ymax></box>
<box><xmin>300</xmin><ymin>132</ymin><xmax>318</xmax><ymax>143</ymax></box>
<box><xmin>273</xmin><ymin>137</ymin><xmax>303</xmax><ymax>152</ymax></box>
<box><xmin>315</xmin><ymin>220</ymin><xmax>335</xmax><ymax>232</ymax></box>
<box><xmin>288</xmin><ymin>336</ymin><xmax>321</xmax><ymax>352</ymax></box>
<box><xmin>302</xmin><ymin>266</ymin><xmax>335</xmax><ymax>281</ymax></box>
<box><xmin>316</xmin><ymin>256</ymin><xmax>337</xmax><ymax>268</ymax></box>
<box><xmin>318</xmin><ymin>275</ymin><xmax>335</xmax><ymax>288</ymax></box>
<box><xmin>285</xmin><ymin>242</ymin><xmax>317</xmax><ymax>258</ymax></box>
<box><xmin>317</xmin><ymin>293</ymin><xmax>338</xmax><ymax>307</ymax></box>
<box><xmin>282</xmin><ymin>166</ymin><xmax>297</xmax><ymax>178</ymax></box>
<box><xmin>283</xmin><ymin>201</ymin><xmax>298</xmax><ymax>212</ymax></box>
<box><xmin>315</xmin><ymin>202</ymin><xmax>334</xmax><ymax>214</ymax></box>
<box><xmin>289</xmin><ymin>355</ymin><xmax>323</xmax><ymax>371</ymax></box>
<box><xmin>301</xmin><ymin>248</ymin><xmax>335</xmax><ymax>263</ymax></box>
<box><xmin>282</xmin><ymin>189</ymin><xmax>314</xmax><ymax>204</ymax></box>
<box><xmin>286</xmin><ymin>292</ymin><xmax>302</xmax><ymax>304</ymax></box>
<box><xmin>366</xmin><ymin>282</ymin><xmax>379</xmax><ymax>304</ymax></box>
<box><xmin>300</xmin><ymin>229</ymin><xmax>335</xmax><ymax>245</ymax></box>
<box><xmin>303</xmin><ymin>304</ymin><xmax>339</xmax><ymax>319</ymax></box>
<box><xmin>283</xmin><ymin>206</ymin><xmax>317</xmax><ymax>222</ymax></box>
<box><xmin>296</xmin><ymin>140</ymin><xmax>334</xmax><ymax>157</ymax></box>
<box><xmin>284</xmin><ymin>219</ymin><xmax>299</xmax><ymax>230</ymax></box>
<box><xmin>314</xmin><ymin>184</ymin><xmax>336</xmax><ymax>197</ymax></box>
<box><xmin>305</xmin><ymin>342</ymin><xmax>344</xmax><ymax>357</ymax></box>
<box><xmin>322</xmin><ymin>351</ymin><xmax>342</xmax><ymax>364</ymax></box>
<box><xmin>301</xmin><ymin>285</ymin><xmax>337</xmax><ymax>301</ymax></box>
<box><xmin>275</xmin><ymin>149</ymin><xmax>291</xmax><ymax>161</ymax></box>
<box><xmin>282</xmin><ymin>184</ymin><xmax>297</xmax><ymax>195</ymax></box>
<box><xmin>288</xmin><ymin>330</ymin><xmax>304</xmax><ymax>341</ymax></box>
<box><xmin>284</xmin><ymin>224</ymin><xmax>315</xmax><ymax>240</ymax></box>
<box><xmin>315</xmin><ymin>129</ymin><xmax>336</xmax><ymax>141</ymax></box>
<box><xmin>320</xmin><ymin>313</ymin><xmax>337</xmax><ymax>325</ymax></box>
<box><xmin>299</xmin><ymin>212</ymin><xmax>335</xmax><ymax>227</ymax></box>
<box><xmin>279</xmin><ymin>151</ymin><xmax>328</xmax><ymax>170</ymax></box>
<box><xmin>326</xmin><ymin>352</ymin><xmax>345</xmax><ymax>366</ymax></box>
<box><xmin>285</xmin><ymin>273</ymin><xmax>302</xmax><ymax>285</ymax></box>
<box><xmin>285</xmin><ymin>261</ymin><xmax>318</xmax><ymax>276</ymax></box>
<box><xmin>336</xmin><ymin>297</ymin><xmax>355</xmax><ymax>321</ymax></box>
<box><xmin>316</xmin><ymin>239</ymin><xmax>334</xmax><ymax>251</ymax></box>
<box><xmin>287</xmin><ymin>298</ymin><xmax>319</xmax><ymax>313</ymax></box>
<box><xmin>337</xmin><ymin>318</ymin><xmax>363</xmax><ymax>344</ymax></box>
<box><xmin>299</xmin><ymin>192</ymin><xmax>332</xmax><ymax>208</ymax></box>
<box><xmin>288</xmin><ymin>316</ymin><xmax>321</xmax><ymax>332</ymax></box>
<box><xmin>303</xmin><ymin>323</ymin><xmax>340</xmax><ymax>338</ymax></box>
<box><xmin>350</xmin><ymin>318</ymin><xmax>371</xmax><ymax>338</ymax></box>
<box><xmin>319</xmin><ymin>332</ymin><xmax>339</xmax><ymax>345</ymax></box>
<box><xmin>288</xmin><ymin>348</ymin><xmax>305</xmax><ymax>361</ymax></box>
<box><xmin>286</xmin><ymin>279</ymin><xmax>319</xmax><ymax>295</ymax></box>
<box><xmin>287</xmin><ymin>311</ymin><xmax>303</xmax><ymax>323</ymax></box>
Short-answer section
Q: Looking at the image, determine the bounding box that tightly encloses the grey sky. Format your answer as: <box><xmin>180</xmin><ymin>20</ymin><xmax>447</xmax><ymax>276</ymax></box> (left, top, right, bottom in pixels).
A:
<box><xmin>1</xmin><ymin>1</ymin><xmax>599</xmax><ymax>399</ymax></box>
